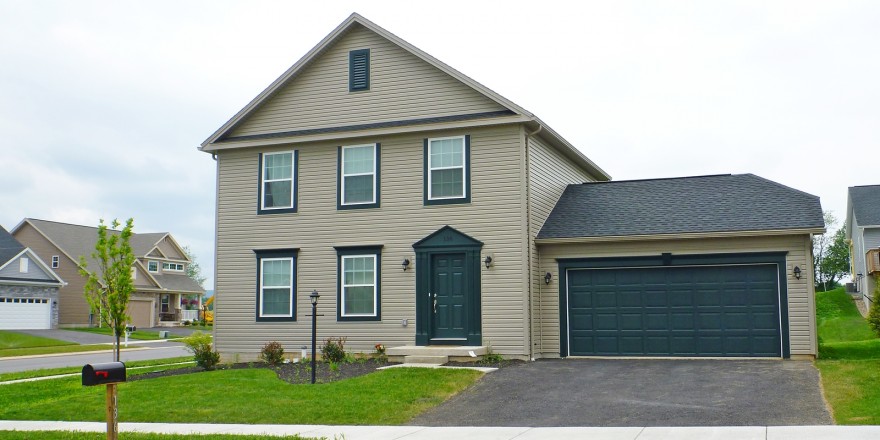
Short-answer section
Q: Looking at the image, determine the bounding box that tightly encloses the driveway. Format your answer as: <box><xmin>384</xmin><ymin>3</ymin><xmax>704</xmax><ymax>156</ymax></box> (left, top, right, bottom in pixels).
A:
<box><xmin>14</xmin><ymin>329</ymin><xmax>116</xmax><ymax>345</ymax></box>
<box><xmin>409</xmin><ymin>359</ymin><xmax>832</xmax><ymax>427</ymax></box>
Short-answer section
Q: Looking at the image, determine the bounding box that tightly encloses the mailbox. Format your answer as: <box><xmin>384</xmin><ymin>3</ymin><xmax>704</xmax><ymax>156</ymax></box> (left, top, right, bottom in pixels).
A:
<box><xmin>82</xmin><ymin>362</ymin><xmax>126</xmax><ymax>386</ymax></box>
<box><xmin>125</xmin><ymin>325</ymin><xmax>136</xmax><ymax>333</ymax></box>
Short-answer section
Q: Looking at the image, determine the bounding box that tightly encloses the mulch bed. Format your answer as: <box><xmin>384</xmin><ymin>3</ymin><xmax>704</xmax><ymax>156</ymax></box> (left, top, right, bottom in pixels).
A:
<box><xmin>129</xmin><ymin>358</ymin><xmax>400</xmax><ymax>384</ymax></box>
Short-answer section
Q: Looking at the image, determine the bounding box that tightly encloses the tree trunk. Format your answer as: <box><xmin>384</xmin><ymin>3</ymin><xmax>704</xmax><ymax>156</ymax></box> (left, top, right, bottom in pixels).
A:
<box><xmin>114</xmin><ymin>331</ymin><xmax>120</xmax><ymax>362</ymax></box>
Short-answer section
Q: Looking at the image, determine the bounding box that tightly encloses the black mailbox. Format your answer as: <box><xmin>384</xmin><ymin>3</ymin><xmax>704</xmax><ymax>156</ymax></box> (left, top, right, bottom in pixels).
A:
<box><xmin>82</xmin><ymin>362</ymin><xmax>126</xmax><ymax>386</ymax></box>
<box><xmin>125</xmin><ymin>325</ymin><xmax>136</xmax><ymax>333</ymax></box>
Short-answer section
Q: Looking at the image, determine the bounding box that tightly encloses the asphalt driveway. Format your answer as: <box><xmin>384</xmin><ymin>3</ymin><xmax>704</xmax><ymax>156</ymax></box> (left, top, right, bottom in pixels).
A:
<box><xmin>409</xmin><ymin>359</ymin><xmax>832</xmax><ymax>427</ymax></box>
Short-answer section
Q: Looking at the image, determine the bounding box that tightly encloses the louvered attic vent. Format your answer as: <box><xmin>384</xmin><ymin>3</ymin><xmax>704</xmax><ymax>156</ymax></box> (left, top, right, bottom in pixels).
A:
<box><xmin>349</xmin><ymin>49</ymin><xmax>370</xmax><ymax>92</ymax></box>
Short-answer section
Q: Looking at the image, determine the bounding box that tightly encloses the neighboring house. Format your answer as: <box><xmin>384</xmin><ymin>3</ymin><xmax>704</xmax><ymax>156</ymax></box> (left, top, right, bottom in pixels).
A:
<box><xmin>846</xmin><ymin>184</ymin><xmax>880</xmax><ymax>307</ymax></box>
<box><xmin>200</xmin><ymin>13</ymin><xmax>824</xmax><ymax>361</ymax></box>
<box><xmin>11</xmin><ymin>219</ymin><xmax>205</xmax><ymax>328</ymax></box>
<box><xmin>0</xmin><ymin>225</ymin><xmax>65</xmax><ymax>329</ymax></box>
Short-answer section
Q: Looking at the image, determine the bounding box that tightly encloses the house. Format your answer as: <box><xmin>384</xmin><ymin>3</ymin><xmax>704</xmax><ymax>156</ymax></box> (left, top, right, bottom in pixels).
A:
<box><xmin>846</xmin><ymin>184</ymin><xmax>880</xmax><ymax>307</ymax></box>
<box><xmin>11</xmin><ymin>219</ymin><xmax>205</xmax><ymax>328</ymax></box>
<box><xmin>0</xmin><ymin>225</ymin><xmax>65</xmax><ymax>329</ymax></box>
<box><xmin>200</xmin><ymin>13</ymin><xmax>824</xmax><ymax>361</ymax></box>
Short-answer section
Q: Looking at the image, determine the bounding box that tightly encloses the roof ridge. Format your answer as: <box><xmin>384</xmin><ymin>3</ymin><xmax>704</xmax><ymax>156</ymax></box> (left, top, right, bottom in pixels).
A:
<box><xmin>582</xmin><ymin>174</ymin><xmax>732</xmax><ymax>185</ymax></box>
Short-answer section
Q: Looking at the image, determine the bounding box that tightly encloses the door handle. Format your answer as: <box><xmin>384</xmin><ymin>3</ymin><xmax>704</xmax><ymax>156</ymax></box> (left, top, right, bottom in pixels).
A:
<box><xmin>433</xmin><ymin>293</ymin><xmax>437</xmax><ymax>314</ymax></box>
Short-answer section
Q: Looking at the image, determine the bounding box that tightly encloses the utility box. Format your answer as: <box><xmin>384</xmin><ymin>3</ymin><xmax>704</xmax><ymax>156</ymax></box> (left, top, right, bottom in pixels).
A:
<box><xmin>82</xmin><ymin>362</ymin><xmax>126</xmax><ymax>386</ymax></box>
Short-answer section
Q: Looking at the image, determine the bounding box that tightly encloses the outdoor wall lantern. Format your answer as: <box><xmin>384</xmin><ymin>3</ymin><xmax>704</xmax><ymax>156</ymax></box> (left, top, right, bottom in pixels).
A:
<box><xmin>544</xmin><ymin>272</ymin><xmax>552</xmax><ymax>285</ymax></box>
<box><xmin>484</xmin><ymin>255</ymin><xmax>493</xmax><ymax>269</ymax></box>
<box><xmin>309</xmin><ymin>290</ymin><xmax>320</xmax><ymax>384</ymax></box>
<box><xmin>793</xmin><ymin>266</ymin><xmax>802</xmax><ymax>279</ymax></box>
<box><xmin>402</xmin><ymin>258</ymin><xmax>410</xmax><ymax>271</ymax></box>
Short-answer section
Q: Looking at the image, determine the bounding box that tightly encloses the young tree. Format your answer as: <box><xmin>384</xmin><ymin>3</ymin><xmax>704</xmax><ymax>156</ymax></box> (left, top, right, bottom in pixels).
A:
<box><xmin>812</xmin><ymin>211</ymin><xmax>837</xmax><ymax>290</ymax></box>
<box><xmin>79</xmin><ymin>218</ymin><xmax>136</xmax><ymax>361</ymax></box>
<box><xmin>182</xmin><ymin>245</ymin><xmax>207</xmax><ymax>288</ymax></box>
<box><xmin>819</xmin><ymin>227</ymin><xmax>850</xmax><ymax>291</ymax></box>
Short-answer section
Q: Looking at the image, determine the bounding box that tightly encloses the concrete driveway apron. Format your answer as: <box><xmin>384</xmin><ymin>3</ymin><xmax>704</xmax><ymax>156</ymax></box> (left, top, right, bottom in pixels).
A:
<box><xmin>408</xmin><ymin>359</ymin><xmax>832</xmax><ymax>427</ymax></box>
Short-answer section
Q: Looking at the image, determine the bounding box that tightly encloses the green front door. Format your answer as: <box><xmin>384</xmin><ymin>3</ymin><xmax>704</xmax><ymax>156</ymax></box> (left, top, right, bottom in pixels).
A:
<box><xmin>430</xmin><ymin>253</ymin><xmax>468</xmax><ymax>340</ymax></box>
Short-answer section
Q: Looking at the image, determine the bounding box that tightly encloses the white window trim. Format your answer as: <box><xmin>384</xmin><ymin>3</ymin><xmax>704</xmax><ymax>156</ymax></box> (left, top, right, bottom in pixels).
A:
<box><xmin>261</xmin><ymin>151</ymin><xmax>295</xmax><ymax>210</ymax></box>
<box><xmin>341</xmin><ymin>144</ymin><xmax>377</xmax><ymax>205</ymax></box>
<box><xmin>162</xmin><ymin>262</ymin><xmax>184</xmax><ymax>272</ymax></box>
<box><xmin>259</xmin><ymin>257</ymin><xmax>294</xmax><ymax>318</ymax></box>
<box><xmin>19</xmin><ymin>257</ymin><xmax>28</xmax><ymax>273</ymax></box>
<box><xmin>51</xmin><ymin>256</ymin><xmax>59</xmax><ymax>268</ymax></box>
<box><xmin>427</xmin><ymin>135</ymin><xmax>467</xmax><ymax>200</ymax></box>
<box><xmin>148</xmin><ymin>261</ymin><xmax>159</xmax><ymax>273</ymax></box>
<box><xmin>340</xmin><ymin>254</ymin><xmax>378</xmax><ymax>317</ymax></box>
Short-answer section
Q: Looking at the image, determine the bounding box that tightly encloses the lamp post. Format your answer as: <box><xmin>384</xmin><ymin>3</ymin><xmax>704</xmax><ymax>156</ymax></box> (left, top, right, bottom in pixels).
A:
<box><xmin>309</xmin><ymin>290</ymin><xmax>320</xmax><ymax>384</ymax></box>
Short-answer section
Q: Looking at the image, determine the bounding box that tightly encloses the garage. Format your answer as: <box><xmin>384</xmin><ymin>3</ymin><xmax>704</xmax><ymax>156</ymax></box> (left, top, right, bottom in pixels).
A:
<box><xmin>127</xmin><ymin>300</ymin><xmax>154</xmax><ymax>329</ymax></box>
<box><xmin>565</xmin><ymin>263</ymin><xmax>783</xmax><ymax>357</ymax></box>
<box><xmin>0</xmin><ymin>297</ymin><xmax>52</xmax><ymax>330</ymax></box>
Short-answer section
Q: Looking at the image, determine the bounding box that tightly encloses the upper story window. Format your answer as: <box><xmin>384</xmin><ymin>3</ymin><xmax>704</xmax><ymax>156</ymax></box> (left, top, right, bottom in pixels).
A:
<box><xmin>424</xmin><ymin>135</ymin><xmax>471</xmax><ymax>205</ymax></box>
<box><xmin>19</xmin><ymin>257</ymin><xmax>28</xmax><ymax>273</ymax></box>
<box><xmin>51</xmin><ymin>256</ymin><xmax>59</xmax><ymax>268</ymax></box>
<box><xmin>148</xmin><ymin>261</ymin><xmax>159</xmax><ymax>273</ymax></box>
<box><xmin>256</xmin><ymin>249</ymin><xmax>298</xmax><ymax>321</ymax></box>
<box><xmin>163</xmin><ymin>262</ymin><xmax>184</xmax><ymax>272</ymax></box>
<box><xmin>349</xmin><ymin>49</ymin><xmax>370</xmax><ymax>92</ymax></box>
<box><xmin>259</xmin><ymin>151</ymin><xmax>297</xmax><ymax>214</ymax></box>
<box><xmin>338</xmin><ymin>143</ymin><xmax>380</xmax><ymax>209</ymax></box>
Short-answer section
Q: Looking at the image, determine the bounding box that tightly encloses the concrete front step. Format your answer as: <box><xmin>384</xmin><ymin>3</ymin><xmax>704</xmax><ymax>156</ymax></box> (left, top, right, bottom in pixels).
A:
<box><xmin>387</xmin><ymin>345</ymin><xmax>488</xmax><ymax>357</ymax></box>
<box><xmin>403</xmin><ymin>355</ymin><xmax>449</xmax><ymax>364</ymax></box>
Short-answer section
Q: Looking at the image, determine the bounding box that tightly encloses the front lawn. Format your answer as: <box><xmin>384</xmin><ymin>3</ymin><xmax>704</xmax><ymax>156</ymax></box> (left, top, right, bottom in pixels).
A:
<box><xmin>0</xmin><ymin>432</ymin><xmax>317</xmax><ymax>440</ymax></box>
<box><xmin>0</xmin><ymin>367</ymin><xmax>482</xmax><ymax>425</ymax></box>
<box><xmin>0</xmin><ymin>330</ymin><xmax>75</xmax><ymax>350</ymax></box>
<box><xmin>815</xmin><ymin>287</ymin><xmax>880</xmax><ymax>424</ymax></box>
<box><xmin>0</xmin><ymin>344</ymin><xmax>126</xmax><ymax>358</ymax></box>
<box><xmin>0</xmin><ymin>357</ymin><xmax>193</xmax><ymax>382</ymax></box>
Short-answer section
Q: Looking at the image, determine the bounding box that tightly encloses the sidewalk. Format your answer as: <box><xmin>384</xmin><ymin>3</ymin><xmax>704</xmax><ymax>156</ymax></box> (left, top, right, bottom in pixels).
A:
<box><xmin>3</xmin><ymin>421</ymin><xmax>880</xmax><ymax>439</ymax></box>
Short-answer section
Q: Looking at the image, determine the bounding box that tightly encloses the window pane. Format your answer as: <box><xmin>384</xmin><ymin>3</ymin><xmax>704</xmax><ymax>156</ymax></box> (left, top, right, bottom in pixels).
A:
<box><xmin>344</xmin><ymin>286</ymin><xmax>374</xmax><ymax>315</ymax></box>
<box><xmin>430</xmin><ymin>138</ymin><xmax>463</xmax><ymax>168</ymax></box>
<box><xmin>262</xmin><ymin>288</ymin><xmax>291</xmax><ymax>315</ymax></box>
<box><xmin>343</xmin><ymin>145</ymin><xmax>374</xmax><ymax>175</ymax></box>
<box><xmin>431</xmin><ymin>168</ymin><xmax>464</xmax><ymax>198</ymax></box>
<box><xmin>344</xmin><ymin>256</ymin><xmax>374</xmax><ymax>285</ymax></box>
<box><xmin>264</xmin><ymin>153</ymin><xmax>292</xmax><ymax>180</ymax></box>
<box><xmin>262</xmin><ymin>260</ymin><xmax>291</xmax><ymax>287</ymax></box>
<box><xmin>344</xmin><ymin>175</ymin><xmax>374</xmax><ymax>204</ymax></box>
<box><xmin>264</xmin><ymin>181</ymin><xmax>292</xmax><ymax>208</ymax></box>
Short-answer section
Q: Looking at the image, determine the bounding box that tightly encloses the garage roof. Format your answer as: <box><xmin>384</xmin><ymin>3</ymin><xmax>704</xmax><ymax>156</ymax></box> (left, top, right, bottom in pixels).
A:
<box><xmin>537</xmin><ymin>174</ymin><xmax>825</xmax><ymax>240</ymax></box>
<box><xmin>849</xmin><ymin>185</ymin><xmax>880</xmax><ymax>227</ymax></box>
<box><xmin>0</xmin><ymin>225</ymin><xmax>25</xmax><ymax>266</ymax></box>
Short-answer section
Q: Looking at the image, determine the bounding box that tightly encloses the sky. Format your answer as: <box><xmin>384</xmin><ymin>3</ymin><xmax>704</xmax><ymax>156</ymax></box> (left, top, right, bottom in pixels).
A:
<box><xmin>1</xmin><ymin>1</ymin><xmax>878</xmax><ymax>290</ymax></box>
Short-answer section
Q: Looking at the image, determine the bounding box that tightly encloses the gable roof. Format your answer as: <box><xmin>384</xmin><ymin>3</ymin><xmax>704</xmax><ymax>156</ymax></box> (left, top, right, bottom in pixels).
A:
<box><xmin>0</xmin><ymin>225</ymin><xmax>25</xmax><ymax>267</ymax></box>
<box><xmin>200</xmin><ymin>13</ymin><xmax>610</xmax><ymax>181</ymax></box>
<box><xmin>537</xmin><ymin>174</ymin><xmax>825</xmax><ymax>241</ymax></box>
<box><xmin>848</xmin><ymin>185</ymin><xmax>880</xmax><ymax>228</ymax></box>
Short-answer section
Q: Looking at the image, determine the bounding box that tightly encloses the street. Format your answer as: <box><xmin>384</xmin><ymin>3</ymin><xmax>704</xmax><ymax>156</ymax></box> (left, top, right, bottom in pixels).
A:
<box><xmin>0</xmin><ymin>342</ymin><xmax>189</xmax><ymax>374</ymax></box>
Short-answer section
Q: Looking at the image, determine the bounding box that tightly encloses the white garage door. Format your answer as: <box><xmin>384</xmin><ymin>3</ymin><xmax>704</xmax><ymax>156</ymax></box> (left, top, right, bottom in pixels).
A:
<box><xmin>0</xmin><ymin>297</ymin><xmax>51</xmax><ymax>329</ymax></box>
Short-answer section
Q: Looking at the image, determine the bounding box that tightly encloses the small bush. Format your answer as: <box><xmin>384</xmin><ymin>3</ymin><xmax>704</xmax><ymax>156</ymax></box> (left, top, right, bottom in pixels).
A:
<box><xmin>321</xmin><ymin>336</ymin><xmax>347</xmax><ymax>363</ymax></box>
<box><xmin>182</xmin><ymin>331</ymin><xmax>220</xmax><ymax>370</ymax></box>
<box><xmin>868</xmin><ymin>279</ymin><xmax>880</xmax><ymax>337</ymax></box>
<box><xmin>260</xmin><ymin>341</ymin><xmax>285</xmax><ymax>366</ymax></box>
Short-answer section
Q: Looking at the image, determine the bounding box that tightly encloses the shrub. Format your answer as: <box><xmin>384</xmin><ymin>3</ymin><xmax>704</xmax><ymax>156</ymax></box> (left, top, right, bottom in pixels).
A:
<box><xmin>321</xmin><ymin>336</ymin><xmax>347</xmax><ymax>363</ymax></box>
<box><xmin>182</xmin><ymin>331</ymin><xmax>220</xmax><ymax>370</ymax></box>
<box><xmin>868</xmin><ymin>278</ymin><xmax>880</xmax><ymax>337</ymax></box>
<box><xmin>260</xmin><ymin>341</ymin><xmax>285</xmax><ymax>366</ymax></box>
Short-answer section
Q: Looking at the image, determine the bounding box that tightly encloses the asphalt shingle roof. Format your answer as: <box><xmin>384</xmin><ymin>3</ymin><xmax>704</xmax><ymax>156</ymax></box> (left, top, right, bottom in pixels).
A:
<box><xmin>0</xmin><ymin>225</ymin><xmax>25</xmax><ymax>267</ymax></box>
<box><xmin>849</xmin><ymin>185</ymin><xmax>880</xmax><ymax>227</ymax></box>
<box><xmin>537</xmin><ymin>174</ymin><xmax>825</xmax><ymax>239</ymax></box>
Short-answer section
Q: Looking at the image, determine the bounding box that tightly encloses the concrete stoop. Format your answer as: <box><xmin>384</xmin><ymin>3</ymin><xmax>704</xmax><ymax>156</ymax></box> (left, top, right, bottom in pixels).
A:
<box><xmin>388</xmin><ymin>345</ymin><xmax>488</xmax><ymax>364</ymax></box>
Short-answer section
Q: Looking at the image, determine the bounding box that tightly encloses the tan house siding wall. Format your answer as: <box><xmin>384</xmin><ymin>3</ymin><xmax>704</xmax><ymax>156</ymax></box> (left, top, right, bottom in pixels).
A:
<box><xmin>230</xmin><ymin>24</ymin><xmax>506</xmax><ymax>138</ymax></box>
<box><xmin>13</xmin><ymin>223</ymin><xmax>91</xmax><ymax>326</ymax></box>
<box><xmin>157</xmin><ymin>238</ymin><xmax>185</xmax><ymax>260</ymax></box>
<box><xmin>535</xmin><ymin>234</ymin><xmax>816</xmax><ymax>358</ymax></box>
<box><xmin>215</xmin><ymin>124</ymin><xmax>527</xmax><ymax>360</ymax></box>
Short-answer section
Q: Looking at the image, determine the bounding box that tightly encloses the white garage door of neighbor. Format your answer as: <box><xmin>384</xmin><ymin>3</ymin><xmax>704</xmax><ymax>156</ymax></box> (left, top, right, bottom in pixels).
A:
<box><xmin>0</xmin><ymin>297</ymin><xmax>51</xmax><ymax>330</ymax></box>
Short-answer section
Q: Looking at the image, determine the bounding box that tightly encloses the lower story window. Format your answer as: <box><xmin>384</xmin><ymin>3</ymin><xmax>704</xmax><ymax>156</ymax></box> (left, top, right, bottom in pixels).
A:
<box><xmin>336</xmin><ymin>246</ymin><xmax>381</xmax><ymax>321</ymax></box>
<box><xmin>255</xmin><ymin>249</ymin><xmax>298</xmax><ymax>321</ymax></box>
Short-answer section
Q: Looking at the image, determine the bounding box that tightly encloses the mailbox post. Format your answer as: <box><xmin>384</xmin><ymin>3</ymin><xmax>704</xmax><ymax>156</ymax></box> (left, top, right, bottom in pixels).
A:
<box><xmin>83</xmin><ymin>362</ymin><xmax>126</xmax><ymax>440</ymax></box>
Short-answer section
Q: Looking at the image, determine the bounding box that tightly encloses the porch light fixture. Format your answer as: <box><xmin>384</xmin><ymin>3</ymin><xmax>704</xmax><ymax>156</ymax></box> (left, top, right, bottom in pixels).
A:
<box><xmin>484</xmin><ymin>255</ymin><xmax>493</xmax><ymax>269</ymax></box>
<box><xmin>793</xmin><ymin>266</ymin><xmax>801</xmax><ymax>279</ymax></box>
<box><xmin>402</xmin><ymin>258</ymin><xmax>410</xmax><ymax>271</ymax></box>
<box><xmin>544</xmin><ymin>272</ymin><xmax>552</xmax><ymax>285</ymax></box>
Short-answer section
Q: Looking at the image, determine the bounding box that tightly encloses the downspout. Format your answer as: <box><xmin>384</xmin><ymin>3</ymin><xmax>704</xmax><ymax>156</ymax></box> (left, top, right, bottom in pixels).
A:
<box><xmin>524</xmin><ymin>122</ymin><xmax>543</xmax><ymax>361</ymax></box>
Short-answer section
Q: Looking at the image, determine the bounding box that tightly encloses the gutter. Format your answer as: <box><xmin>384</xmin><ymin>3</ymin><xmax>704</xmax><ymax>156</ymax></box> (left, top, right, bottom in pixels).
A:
<box><xmin>535</xmin><ymin>228</ymin><xmax>828</xmax><ymax>245</ymax></box>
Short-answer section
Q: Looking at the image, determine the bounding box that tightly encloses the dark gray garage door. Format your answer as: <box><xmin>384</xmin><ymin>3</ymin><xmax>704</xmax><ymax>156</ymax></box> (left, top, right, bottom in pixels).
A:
<box><xmin>567</xmin><ymin>264</ymin><xmax>781</xmax><ymax>357</ymax></box>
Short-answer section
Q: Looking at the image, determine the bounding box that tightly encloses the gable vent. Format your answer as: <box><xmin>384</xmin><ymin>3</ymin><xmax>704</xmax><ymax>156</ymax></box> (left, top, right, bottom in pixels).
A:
<box><xmin>349</xmin><ymin>49</ymin><xmax>370</xmax><ymax>92</ymax></box>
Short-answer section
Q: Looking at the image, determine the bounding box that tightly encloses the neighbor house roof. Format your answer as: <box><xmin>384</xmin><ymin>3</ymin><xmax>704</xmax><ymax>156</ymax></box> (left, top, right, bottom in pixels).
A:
<box><xmin>849</xmin><ymin>185</ymin><xmax>880</xmax><ymax>227</ymax></box>
<box><xmin>537</xmin><ymin>174</ymin><xmax>825</xmax><ymax>241</ymax></box>
<box><xmin>148</xmin><ymin>272</ymin><xmax>204</xmax><ymax>294</ymax></box>
<box><xmin>200</xmin><ymin>13</ymin><xmax>610</xmax><ymax>181</ymax></box>
<box><xmin>0</xmin><ymin>225</ymin><xmax>25</xmax><ymax>267</ymax></box>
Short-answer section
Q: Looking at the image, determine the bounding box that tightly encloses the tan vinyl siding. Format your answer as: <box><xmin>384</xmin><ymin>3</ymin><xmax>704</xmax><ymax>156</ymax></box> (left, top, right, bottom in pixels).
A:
<box><xmin>230</xmin><ymin>24</ymin><xmax>506</xmax><ymax>138</ymax></box>
<box><xmin>525</xmin><ymin>135</ymin><xmax>595</xmax><ymax>358</ymax></box>
<box><xmin>215</xmin><ymin>124</ymin><xmax>527</xmax><ymax>359</ymax></box>
<box><xmin>13</xmin><ymin>223</ymin><xmax>91</xmax><ymax>326</ymax></box>
<box><xmin>535</xmin><ymin>234</ymin><xmax>816</xmax><ymax>358</ymax></box>
<box><xmin>157</xmin><ymin>238</ymin><xmax>185</xmax><ymax>260</ymax></box>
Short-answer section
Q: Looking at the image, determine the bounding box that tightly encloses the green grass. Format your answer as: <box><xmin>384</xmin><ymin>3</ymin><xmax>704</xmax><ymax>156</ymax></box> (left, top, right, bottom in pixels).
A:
<box><xmin>0</xmin><ymin>432</ymin><xmax>318</xmax><ymax>440</ymax></box>
<box><xmin>0</xmin><ymin>330</ymin><xmax>76</xmax><ymax>350</ymax></box>
<box><xmin>814</xmin><ymin>287</ymin><xmax>880</xmax><ymax>424</ymax></box>
<box><xmin>0</xmin><ymin>367</ymin><xmax>482</xmax><ymax>425</ymax></box>
<box><xmin>0</xmin><ymin>344</ymin><xmax>126</xmax><ymax>358</ymax></box>
<box><xmin>0</xmin><ymin>356</ymin><xmax>193</xmax><ymax>382</ymax></box>
<box><xmin>67</xmin><ymin>327</ymin><xmax>184</xmax><ymax>340</ymax></box>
